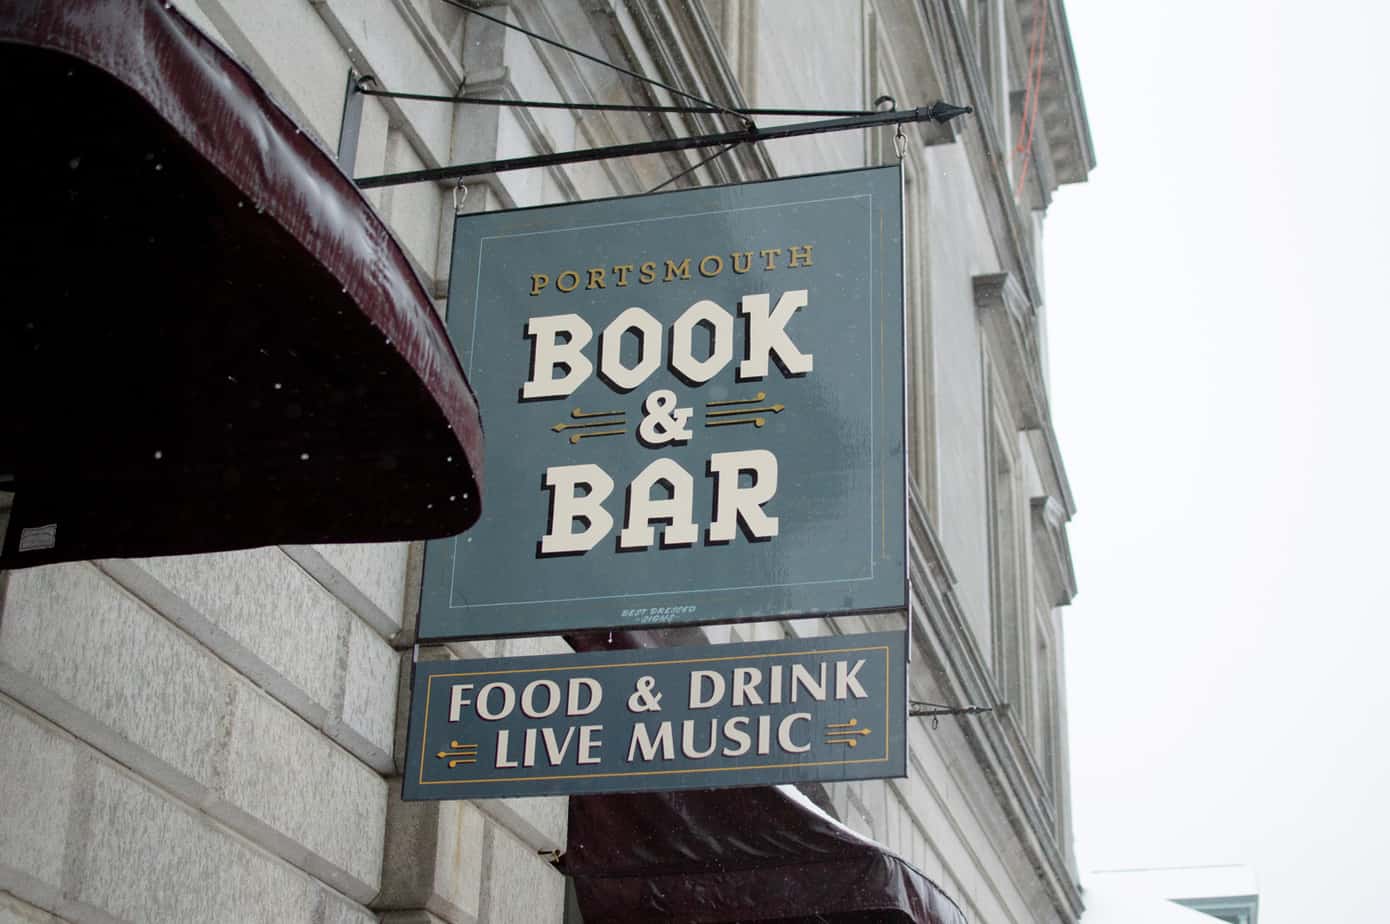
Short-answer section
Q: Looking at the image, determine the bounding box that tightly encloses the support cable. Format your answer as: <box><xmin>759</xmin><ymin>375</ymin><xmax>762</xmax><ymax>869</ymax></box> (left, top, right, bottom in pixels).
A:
<box><xmin>355</xmin><ymin>85</ymin><xmax>879</xmax><ymax>119</ymax></box>
<box><xmin>437</xmin><ymin>0</ymin><xmax>746</xmax><ymax>125</ymax></box>
<box><xmin>647</xmin><ymin>142</ymin><xmax>741</xmax><ymax>193</ymax></box>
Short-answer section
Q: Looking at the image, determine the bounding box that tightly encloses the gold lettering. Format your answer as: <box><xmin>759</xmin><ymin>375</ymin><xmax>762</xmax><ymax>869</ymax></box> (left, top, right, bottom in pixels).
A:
<box><xmin>532</xmin><ymin>246</ymin><xmax>811</xmax><ymax>296</ymax></box>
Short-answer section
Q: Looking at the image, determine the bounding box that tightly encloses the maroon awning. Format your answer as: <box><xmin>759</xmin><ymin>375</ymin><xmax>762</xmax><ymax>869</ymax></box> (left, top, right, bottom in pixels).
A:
<box><xmin>560</xmin><ymin>630</ymin><xmax>968</xmax><ymax>924</ymax></box>
<box><xmin>0</xmin><ymin>0</ymin><xmax>483</xmax><ymax>569</ymax></box>
<box><xmin>561</xmin><ymin>785</ymin><xmax>969</xmax><ymax>924</ymax></box>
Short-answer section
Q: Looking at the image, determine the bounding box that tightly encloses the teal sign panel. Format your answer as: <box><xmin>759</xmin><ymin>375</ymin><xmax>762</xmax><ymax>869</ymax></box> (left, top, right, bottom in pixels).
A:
<box><xmin>419</xmin><ymin>167</ymin><xmax>906</xmax><ymax>640</ymax></box>
<box><xmin>402</xmin><ymin>631</ymin><xmax>907</xmax><ymax>800</ymax></box>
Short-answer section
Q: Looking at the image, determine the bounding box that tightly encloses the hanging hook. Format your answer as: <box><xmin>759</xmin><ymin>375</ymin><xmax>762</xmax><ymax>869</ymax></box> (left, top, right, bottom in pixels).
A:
<box><xmin>453</xmin><ymin>179</ymin><xmax>469</xmax><ymax>215</ymax></box>
<box><xmin>873</xmin><ymin>95</ymin><xmax>906</xmax><ymax>160</ymax></box>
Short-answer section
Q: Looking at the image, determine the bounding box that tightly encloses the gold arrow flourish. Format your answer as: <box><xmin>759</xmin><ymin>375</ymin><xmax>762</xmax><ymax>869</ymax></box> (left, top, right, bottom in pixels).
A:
<box><xmin>707</xmin><ymin>404</ymin><xmax>785</xmax><ymax>418</ymax></box>
<box><xmin>706</xmin><ymin>392</ymin><xmax>766</xmax><ymax>407</ymax></box>
<box><xmin>569</xmin><ymin>429</ymin><xmax>625</xmax><ymax>444</ymax></box>
<box><xmin>552</xmin><ymin>419</ymin><xmax>627</xmax><ymax>433</ymax></box>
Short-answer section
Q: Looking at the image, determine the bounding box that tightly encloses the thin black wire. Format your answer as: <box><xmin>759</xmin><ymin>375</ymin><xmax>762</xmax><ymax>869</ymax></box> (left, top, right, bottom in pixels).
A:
<box><xmin>436</xmin><ymin>0</ymin><xmax>746</xmax><ymax>124</ymax></box>
<box><xmin>356</xmin><ymin>86</ymin><xmax>876</xmax><ymax>119</ymax></box>
<box><xmin>647</xmin><ymin>142</ymin><xmax>741</xmax><ymax>193</ymax></box>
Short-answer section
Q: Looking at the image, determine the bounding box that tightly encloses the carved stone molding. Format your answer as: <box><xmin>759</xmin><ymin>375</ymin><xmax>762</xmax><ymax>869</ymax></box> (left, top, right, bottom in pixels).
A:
<box><xmin>907</xmin><ymin>485</ymin><xmax>1084</xmax><ymax>921</ymax></box>
<box><xmin>975</xmin><ymin>271</ymin><xmax>1047</xmax><ymax>429</ymax></box>
<box><xmin>1012</xmin><ymin>0</ymin><xmax>1095</xmax><ymax>187</ymax></box>
<box><xmin>1031</xmin><ymin>496</ymin><xmax>1077</xmax><ymax>606</ymax></box>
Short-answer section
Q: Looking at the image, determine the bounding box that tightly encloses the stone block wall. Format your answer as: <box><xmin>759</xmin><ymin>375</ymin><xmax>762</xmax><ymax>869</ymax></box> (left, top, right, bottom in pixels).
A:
<box><xmin>0</xmin><ymin>541</ymin><xmax>567</xmax><ymax>924</ymax></box>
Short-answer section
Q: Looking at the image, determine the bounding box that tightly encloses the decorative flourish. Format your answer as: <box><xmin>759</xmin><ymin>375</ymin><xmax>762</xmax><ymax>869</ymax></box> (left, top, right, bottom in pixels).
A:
<box><xmin>706</xmin><ymin>417</ymin><xmax>768</xmax><ymax>429</ymax></box>
<box><xmin>705</xmin><ymin>391</ymin><xmax>766</xmax><ymax>407</ymax></box>
<box><xmin>706</xmin><ymin>403</ymin><xmax>784</xmax><ymax>419</ymax></box>
<box><xmin>552</xmin><ymin>420</ymin><xmax>625</xmax><ymax>433</ymax></box>
<box><xmin>704</xmin><ymin>392</ymin><xmax>784</xmax><ymax>429</ymax></box>
<box><xmin>825</xmin><ymin>719</ymin><xmax>872</xmax><ymax>748</ymax></box>
<box><xmin>568</xmin><ymin>429</ymin><xmax>624</xmax><ymax>444</ymax></box>
<box><xmin>553</xmin><ymin>408</ymin><xmax>626</xmax><ymax>444</ymax></box>
<box><xmin>436</xmin><ymin>741</ymin><xmax>479</xmax><ymax>768</ymax></box>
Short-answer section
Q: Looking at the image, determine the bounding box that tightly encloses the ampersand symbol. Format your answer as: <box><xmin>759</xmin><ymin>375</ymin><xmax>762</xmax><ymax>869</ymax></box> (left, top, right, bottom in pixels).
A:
<box><xmin>627</xmin><ymin>675</ymin><xmax>664</xmax><ymax>713</ymax></box>
<box><xmin>637</xmin><ymin>389</ymin><xmax>693</xmax><ymax>446</ymax></box>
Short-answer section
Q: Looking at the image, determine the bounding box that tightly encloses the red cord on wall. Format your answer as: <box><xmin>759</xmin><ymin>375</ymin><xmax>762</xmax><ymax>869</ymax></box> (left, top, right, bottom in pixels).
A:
<box><xmin>1013</xmin><ymin>0</ymin><xmax>1049</xmax><ymax>199</ymax></box>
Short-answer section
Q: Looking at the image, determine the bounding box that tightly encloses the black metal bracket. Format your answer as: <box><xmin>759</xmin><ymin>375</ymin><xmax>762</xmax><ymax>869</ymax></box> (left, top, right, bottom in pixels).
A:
<box><xmin>354</xmin><ymin>100</ymin><xmax>972</xmax><ymax>189</ymax></box>
<box><xmin>909</xmin><ymin>701</ymin><xmax>995</xmax><ymax>718</ymax></box>
<box><xmin>910</xmin><ymin>701</ymin><xmax>997</xmax><ymax>729</ymax></box>
<box><xmin>336</xmin><ymin>71</ymin><xmax>370</xmax><ymax>171</ymax></box>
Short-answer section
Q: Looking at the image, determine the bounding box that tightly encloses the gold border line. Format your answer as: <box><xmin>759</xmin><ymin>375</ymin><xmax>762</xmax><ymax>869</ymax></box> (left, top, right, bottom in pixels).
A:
<box><xmin>418</xmin><ymin>753</ymin><xmax>890</xmax><ymax>785</ymax></box>
<box><xmin>416</xmin><ymin>643</ymin><xmax>897</xmax><ymax>787</ymax></box>
<box><xmin>421</xmin><ymin>643</ymin><xmax>888</xmax><ymax>681</ymax></box>
<box><xmin>880</xmin><ymin>207</ymin><xmax>887</xmax><ymax>562</ymax></box>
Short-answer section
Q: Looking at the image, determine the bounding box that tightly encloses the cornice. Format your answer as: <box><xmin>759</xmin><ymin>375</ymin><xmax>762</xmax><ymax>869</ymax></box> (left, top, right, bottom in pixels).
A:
<box><xmin>1024</xmin><ymin>0</ymin><xmax>1096</xmax><ymax>185</ymax></box>
<box><xmin>975</xmin><ymin>271</ymin><xmax>1048</xmax><ymax>430</ymax></box>
<box><xmin>973</xmin><ymin>272</ymin><xmax>1076</xmax><ymax>517</ymax></box>
<box><xmin>1028</xmin><ymin>422</ymin><xmax>1076</xmax><ymax>517</ymax></box>
<box><xmin>1030</xmin><ymin>496</ymin><xmax>1077</xmax><ymax>606</ymax></box>
<box><xmin>1003</xmin><ymin>0</ymin><xmax>1095</xmax><ymax>199</ymax></box>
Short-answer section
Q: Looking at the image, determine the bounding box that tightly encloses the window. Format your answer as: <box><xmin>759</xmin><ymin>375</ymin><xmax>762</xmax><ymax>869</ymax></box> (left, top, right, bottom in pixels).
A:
<box><xmin>1033</xmin><ymin>600</ymin><xmax>1059</xmax><ymax>794</ymax></box>
<box><xmin>985</xmin><ymin>371</ymin><xmax>1025</xmax><ymax>711</ymax></box>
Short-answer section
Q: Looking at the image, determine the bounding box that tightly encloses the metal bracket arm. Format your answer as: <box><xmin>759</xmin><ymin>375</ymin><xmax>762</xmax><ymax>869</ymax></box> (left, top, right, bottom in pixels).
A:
<box><xmin>354</xmin><ymin>101</ymin><xmax>972</xmax><ymax>189</ymax></box>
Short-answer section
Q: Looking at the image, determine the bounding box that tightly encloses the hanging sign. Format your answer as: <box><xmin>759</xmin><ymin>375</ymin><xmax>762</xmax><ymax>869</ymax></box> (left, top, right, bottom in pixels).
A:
<box><xmin>402</xmin><ymin>631</ymin><xmax>907</xmax><ymax>800</ymax></box>
<box><xmin>419</xmin><ymin>167</ymin><xmax>905</xmax><ymax>640</ymax></box>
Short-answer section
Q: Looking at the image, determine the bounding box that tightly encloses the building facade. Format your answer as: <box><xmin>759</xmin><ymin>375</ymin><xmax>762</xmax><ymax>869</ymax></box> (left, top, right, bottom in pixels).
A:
<box><xmin>0</xmin><ymin>1</ymin><xmax>1093</xmax><ymax>922</ymax></box>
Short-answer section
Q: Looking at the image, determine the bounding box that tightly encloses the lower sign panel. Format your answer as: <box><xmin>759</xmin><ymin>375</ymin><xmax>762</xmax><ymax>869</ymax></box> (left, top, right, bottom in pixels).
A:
<box><xmin>403</xmin><ymin>631</ymin><xmax>907</xmax><ymax>800</ymax></box>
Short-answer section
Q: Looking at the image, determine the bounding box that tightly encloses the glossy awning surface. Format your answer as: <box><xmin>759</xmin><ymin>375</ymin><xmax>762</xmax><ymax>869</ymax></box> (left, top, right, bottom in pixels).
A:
<box><xmin>0</xmin><ymin>0</ymin><xmax>483</xmax><ymax>569</ymax></box>
<box><xmin>557</xmin><ymin>631</ymin><xmax>966</xmax><ymax>924</ymax></box>
<box><xmin>561</xmin><ymin>785</ymin><xmax>969</xmax><ymax>924</ymax></box>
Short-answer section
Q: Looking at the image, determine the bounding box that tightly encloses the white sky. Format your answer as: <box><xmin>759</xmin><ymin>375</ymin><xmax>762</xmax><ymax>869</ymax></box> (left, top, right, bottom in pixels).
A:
<box><xmin>1045</xmin><ymin>1</ymin><xmax>1390</xmax><ymax>921</ymax></box>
